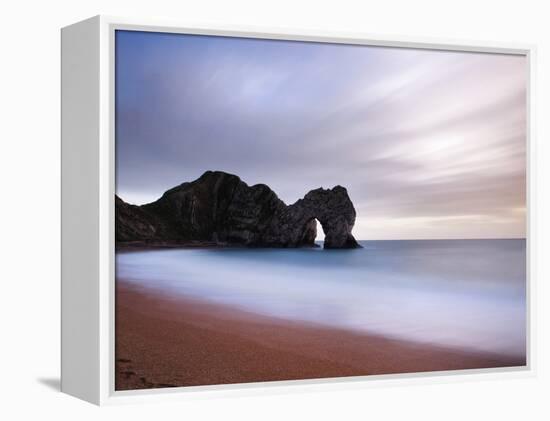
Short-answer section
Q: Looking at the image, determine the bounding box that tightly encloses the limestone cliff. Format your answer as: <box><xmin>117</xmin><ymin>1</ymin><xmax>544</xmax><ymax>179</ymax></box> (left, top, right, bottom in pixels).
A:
<box><xmin>116</xmin><ymin>171</ymin><xmax>360</xmax><ymax>249</ymax></box>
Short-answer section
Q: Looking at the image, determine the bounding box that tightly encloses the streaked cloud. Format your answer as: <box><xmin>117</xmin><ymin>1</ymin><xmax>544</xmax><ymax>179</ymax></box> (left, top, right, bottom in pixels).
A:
<box><xmin>116</xmin><ymin>31</ymin><xmax>526</xmax><ymax>239</ymax></box>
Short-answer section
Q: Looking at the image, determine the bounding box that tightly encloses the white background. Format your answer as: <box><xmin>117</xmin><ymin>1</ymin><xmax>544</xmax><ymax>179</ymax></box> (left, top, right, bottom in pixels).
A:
<box><xmin>0</xmin><ymin>0</ymin><xmax>548</xmax><ymax>419</ymax></box>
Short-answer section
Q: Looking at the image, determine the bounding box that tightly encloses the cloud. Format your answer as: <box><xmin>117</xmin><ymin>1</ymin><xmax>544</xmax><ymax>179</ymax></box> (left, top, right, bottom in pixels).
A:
<box><xmin>115</xmin><ymin>31</ymin><xmax>526</xmax><ymax>239</ymax></box>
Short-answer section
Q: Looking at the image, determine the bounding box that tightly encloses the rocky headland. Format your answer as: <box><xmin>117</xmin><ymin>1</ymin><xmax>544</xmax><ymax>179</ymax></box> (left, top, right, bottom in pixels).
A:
<box><xmin>116</xmin><ymin>171</ymin><xmax>360</xmax><ymax>249</ymax></box>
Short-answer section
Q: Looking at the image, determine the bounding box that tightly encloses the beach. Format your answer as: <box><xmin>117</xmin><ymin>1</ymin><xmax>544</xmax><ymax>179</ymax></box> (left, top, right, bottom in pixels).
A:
<box><xmin>115</xmin><ymin>280</ymin><xmax>524</xmax><ymax>390</ymax></box>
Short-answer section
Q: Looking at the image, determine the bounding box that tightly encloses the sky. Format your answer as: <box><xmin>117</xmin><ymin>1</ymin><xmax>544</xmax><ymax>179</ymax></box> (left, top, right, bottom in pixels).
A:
<box><xmin>115</xmin><ymin>30</ymin><xmax>526</xmax><ymax>240</ymax></box>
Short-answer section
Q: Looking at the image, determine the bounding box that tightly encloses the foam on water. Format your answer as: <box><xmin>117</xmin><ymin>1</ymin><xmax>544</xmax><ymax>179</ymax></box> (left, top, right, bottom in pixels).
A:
<box><xmin>116</xmin><ymin>239</ymin><xmax>526</xmax><ymax>357</ymax></box>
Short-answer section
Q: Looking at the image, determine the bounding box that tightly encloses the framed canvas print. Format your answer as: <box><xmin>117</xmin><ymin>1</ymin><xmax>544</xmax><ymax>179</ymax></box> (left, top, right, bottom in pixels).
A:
<box><xmin>61</xmin><ymin>15</ymin><xmax>534</xmax><ymax>405</ymax></box>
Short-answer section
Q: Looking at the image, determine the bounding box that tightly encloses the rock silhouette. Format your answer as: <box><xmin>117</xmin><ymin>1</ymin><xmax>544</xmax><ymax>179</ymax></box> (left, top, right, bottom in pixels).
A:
<box><xmin>116</xmin><ymin>171</ymin><xmax>360</xmax><ymax>249</ymax></box>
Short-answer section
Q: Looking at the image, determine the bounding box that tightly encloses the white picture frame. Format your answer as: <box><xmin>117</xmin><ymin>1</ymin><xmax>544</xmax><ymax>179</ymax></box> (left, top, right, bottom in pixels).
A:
<box><xmin>61</xmin><ymin>15</ymin><xmax>536</xmax><ymax>405</ymax></box>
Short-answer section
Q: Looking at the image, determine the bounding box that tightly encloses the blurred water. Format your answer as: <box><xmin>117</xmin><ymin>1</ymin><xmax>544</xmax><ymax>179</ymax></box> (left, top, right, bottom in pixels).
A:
<box><xmin>116</xmin><ymin>239</ymin><xmax>526</xmax><ymax>357</ymax></box>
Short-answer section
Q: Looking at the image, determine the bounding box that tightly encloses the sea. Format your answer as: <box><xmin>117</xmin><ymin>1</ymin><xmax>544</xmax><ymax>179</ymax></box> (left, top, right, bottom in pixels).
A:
<box><xmin>116</xmin><ymin>239</ymin><xmax>526</xmax><ymax>357</ymax></box>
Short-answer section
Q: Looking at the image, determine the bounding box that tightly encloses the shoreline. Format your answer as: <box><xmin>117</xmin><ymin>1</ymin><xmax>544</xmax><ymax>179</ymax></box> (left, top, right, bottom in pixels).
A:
<box><xmin>115</xmin><ymin>240</ymin><xmax>321</xmax><ymax>252</ymax></box>
<box><xmin>115</xmin><ymin>280</ymin><xmax>525</xmax><ymax>390</ymax></box>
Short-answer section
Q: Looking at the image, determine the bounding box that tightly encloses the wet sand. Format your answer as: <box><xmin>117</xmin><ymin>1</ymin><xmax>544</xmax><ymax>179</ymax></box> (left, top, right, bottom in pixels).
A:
<box><xmin>115</xmin><ymin>280</ymin><xmax>525</xmax><ymax>390</ymax></box>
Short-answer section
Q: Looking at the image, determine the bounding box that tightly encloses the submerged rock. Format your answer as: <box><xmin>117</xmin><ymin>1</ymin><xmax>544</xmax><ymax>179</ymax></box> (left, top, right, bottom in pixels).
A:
<box><xmin>116</xmin><ymin>170</ymin><xmax>361</xmax><ymax>249</ymax></box>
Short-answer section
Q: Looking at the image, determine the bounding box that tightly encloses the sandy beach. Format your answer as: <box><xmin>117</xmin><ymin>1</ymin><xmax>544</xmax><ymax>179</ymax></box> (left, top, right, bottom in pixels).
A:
<box><xmin>115</xmin><ymin>280</ymin><xmax>525</xmax><ymax>390</ymax></box>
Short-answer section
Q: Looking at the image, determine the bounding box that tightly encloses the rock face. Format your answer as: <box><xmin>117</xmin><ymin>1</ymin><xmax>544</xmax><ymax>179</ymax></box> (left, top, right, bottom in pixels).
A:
<box><xmin>265</xmin><ymin>186</ymin><xmax>360</xmax><ymax>249</ymax></box>
<box><xmin>116</xmin><ymin>171</ymin><xmax>360</xmax><ymax>249</ymax></box>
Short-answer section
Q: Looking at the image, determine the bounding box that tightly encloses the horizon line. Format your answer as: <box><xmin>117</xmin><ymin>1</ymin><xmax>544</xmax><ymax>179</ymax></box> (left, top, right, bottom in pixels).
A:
<box><xmin>318</xmin><ymin>237</ymin><xmax>527</xmax><ymax>242</ymax></box>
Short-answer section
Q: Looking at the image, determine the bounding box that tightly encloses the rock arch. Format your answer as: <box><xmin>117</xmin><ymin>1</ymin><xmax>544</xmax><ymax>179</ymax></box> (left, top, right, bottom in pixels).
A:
<box><xmin>284</xmin><ymin>186</ymin><xmax>360</xmax><ymax>249</ymax></box>
<box><xmin>116</xmin><ymin>171</ymin><xmax>361</xmax><ymax>249</ymax></box>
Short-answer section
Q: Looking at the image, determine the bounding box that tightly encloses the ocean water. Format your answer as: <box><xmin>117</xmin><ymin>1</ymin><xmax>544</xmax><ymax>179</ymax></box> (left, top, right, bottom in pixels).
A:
<box><xmin>116</xmin><ymin>239</ymin><xmax>526</xmax><ymax>357</ymax></box>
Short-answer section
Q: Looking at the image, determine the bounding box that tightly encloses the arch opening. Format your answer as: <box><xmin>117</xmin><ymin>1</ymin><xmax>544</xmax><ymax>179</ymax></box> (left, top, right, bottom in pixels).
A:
<box><xmin>299</xmin><ymin>217</ymin><xmax>326</xmax><ymax>248</ymax></box>
<box><xmin>314</xmin><ymin>218</ymin><xmax>326</xmax><ymax>246</ymax></box>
